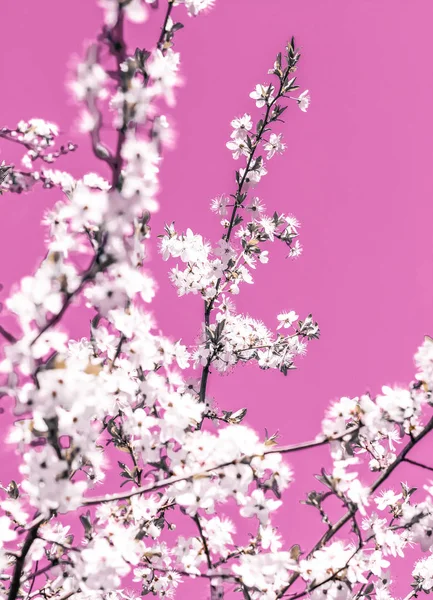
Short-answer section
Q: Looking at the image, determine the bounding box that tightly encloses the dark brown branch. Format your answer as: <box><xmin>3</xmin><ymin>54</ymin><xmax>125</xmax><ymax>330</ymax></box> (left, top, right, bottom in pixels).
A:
<box><xmin>0</xmin><ymin>324</ymin><xmax>16</xmax><ymax>343</ymax></box>
<box><xmin>404</xmin><ymin>457</ymin><xmax>433</xmax><ymax>472</ymax></box>
<box><xmin>7</xmin><ymin>516</ymin><xmax>44</xmax><ymax>600</ymax></box>
<box><xmin>157</xmin><ymin>0</ymin><xmax>175</xmax><ymax>49</ymax></box>
<box><xmin>193</xmin><ymin>513</ymin><xmax>213</xmax><ymax>569</ymax></box>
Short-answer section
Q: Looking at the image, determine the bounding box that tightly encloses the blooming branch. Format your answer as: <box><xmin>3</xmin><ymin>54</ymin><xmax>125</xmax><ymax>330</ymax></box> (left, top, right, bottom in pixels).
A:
<box><xmin>0</xmin><ymin>3</ymin><xmax>433</xmax><ymax>600</ymax></box>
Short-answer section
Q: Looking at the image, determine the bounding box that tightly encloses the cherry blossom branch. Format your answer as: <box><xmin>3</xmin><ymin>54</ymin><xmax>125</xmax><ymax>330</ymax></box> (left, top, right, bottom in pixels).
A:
<box><xmin>198</xmin><ymin>93</ymin><xmax>279</xmax><ymax>402</ymax></box>
<box><xmin>276</xmin><ymin>415</ymin><xmax>433</xmax><ymax>598</ymax></box>
<box><xmin>223</xmin><ymin>87</ymin><xmax>281</xmax><ymax>246</ymax></box>
<box><xmin>233</xmin><ymin>332</ymin><xmax>302</xmax><ymax>354</ymax></box>
<box><xmin>82</xmin><ymin>426</ymin><xmax>360</xmax><ymax>506</ymax></box>
<box><xmin>0</xmin><ymin>128</ymin><xmax>77</xmax><ymax>165</ymax></box>
<box><xmin>283</xmin><ymin>514</ymin><xmax>413</xmax><ymax>600</ymax></box>
<box><xmin>198</xmin><ymin>46</ymin><xmax>300</xmax><ymax>405</ymax></box>
<box><xmin>29</xmin><ymin>252</ymin><xmax>106</xmax><ymax>347</ymax></box>
<box><xmin>3</xmin><ymin>8</ymin><xmax>432</xmax><ymax>599</ymax></box>
<box><xmin>151</xmin><ymin>565</ymin><xmax>237</xmax><ymax>582</ymax></box>
<box><xmin>27</xmin><ymin>3</ymin><xmax>182</xmax><ymax>352</ymax></box>
<box><xmin>2</xmin><ymin>25</ymin><xmax>199</xmax><ymax>598</ymax></box>
<box><xmin>283</xmin><ymin>559</ymin><xmax>353</xmax><ymax>600</ymax></box>
<box><xmin>3</xmin><ymin>10</ymin><xmax>136</xmax><ymax>599</ymax></box>
<box><xmin>24</xmin><ymin>5</ymin><xmax>173</xmax><ymax>347</ymax></box>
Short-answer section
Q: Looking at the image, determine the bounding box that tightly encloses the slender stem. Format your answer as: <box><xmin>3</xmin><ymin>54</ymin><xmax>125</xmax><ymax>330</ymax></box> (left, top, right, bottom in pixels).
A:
<box><xmin>404</xmin><ymin>457</ymin><xmax>433</xmax><ymax>472</ymax></box>
<box><xmin>0</xmin><ymin>131</ymin><xmax>76</xmax><ymax>165</ymax></box>
<box><xmin>0</xmin><ymin>325</ymin><xmax>16</xmax><ymax>343</ymax></box>
<box><xmin>193</xmin><ymin>514</ymin><xmax>212</xmax><ymax>569</ymax></box>
<box><xmin>24</xmin><ymin>561</ymin><xmax>38</xmax><ymax>600</ymax></box>
<box><xmin>224</xmin><ymin>93</ymin><xmax>277</xmax><ymax>245</ymax></box>
<box><xmin>110</xmin><ymin>333</ymin><xmax>126</xmax><ymax>371</ymax></box>
<box><xmin>283</xmin><ymin>557</ymin><xmax>354</xmax><ymax>600</ymax></box>
<box><xmin>198</xmin><ymin>81</ymin><xmax>285</xmax><ymax>405</ymax></box>
<box><xmin>21</xmin><ymin>561</ymin><xmax>71</xmax><ymax>584</ymax></box>
<box><xmin>150</xmin><ymin>565</ymin><xmax>237</xmax><ymax>582</ymax></box>
<box><xmin>193</xmin><ymin>511</ymin><xmax>226</xmax><ymax>600</ymax></box>
<box><xmin>157</xmin><ymin>0</ymin><xmax>174</xmax><ymax>49</ymax></box>
<box><xmin>234</xmin><ymin>333</ymin><xmax>300</xmax><ymax>354</ymax></box>
<box><xmin>353</xmin><ymin>572</ymin><xmax>373</xmax><ymax>600</ymax></box>
<box><xmin>198</xmin><ymin>309</ymin><xmax>211</xmax><ymax>404</ymax></box>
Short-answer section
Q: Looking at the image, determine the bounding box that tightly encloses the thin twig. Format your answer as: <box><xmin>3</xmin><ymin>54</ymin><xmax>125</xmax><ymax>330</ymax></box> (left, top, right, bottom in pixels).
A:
<box><xmin>0</xmin><ymin>324</ymin><xmax>16</xmax><ymax>343</ymax></box>
<box><xmin>404</xmin><ymin>457</ymin><xmax>433</xmax><ymax>472</ymax></box>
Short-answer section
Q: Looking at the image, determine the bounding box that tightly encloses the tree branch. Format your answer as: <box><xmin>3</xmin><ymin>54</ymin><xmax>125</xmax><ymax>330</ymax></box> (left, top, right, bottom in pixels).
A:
<box><xmin>276</xmin><ymin>415</ymin><xmax>433</xmax><ymax>598</ymax></box>
<box><xmin>82</xmin><ymin>426</ymin><xmax>360</xmax><ymax>506</ymax></box>
<box><xmin>7</xmin><ymin>516</ymin><xmax>44</xmax><ymax>600</ymax></box>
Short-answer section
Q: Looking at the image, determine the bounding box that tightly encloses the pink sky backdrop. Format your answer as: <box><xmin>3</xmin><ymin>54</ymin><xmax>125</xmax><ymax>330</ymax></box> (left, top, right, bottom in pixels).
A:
<box><xmin>1</xmin><ymin>0</ymin><xmax>433</xmax><ymax>597</ymax></box>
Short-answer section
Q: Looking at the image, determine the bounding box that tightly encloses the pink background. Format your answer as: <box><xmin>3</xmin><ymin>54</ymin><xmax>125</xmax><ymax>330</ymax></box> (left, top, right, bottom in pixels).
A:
<box><xmin>1</xmin><ymin>1</ymin><xmax>433</xmax><ymax>597</ymax></box>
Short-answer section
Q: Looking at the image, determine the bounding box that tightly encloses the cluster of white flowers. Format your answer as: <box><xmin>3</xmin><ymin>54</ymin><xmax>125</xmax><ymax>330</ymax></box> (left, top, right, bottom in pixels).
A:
<box><xmin>161</xmin><ymin>64</ymin><xmax>319</xmax><ymax>382</ymax></box>
<box><xmin>174</xmin><ymin>0</ymin><xmax>215</xmax><ymax>17</ymax></box>
<box><xmin>0</xmin><ymin>120</ymin><xmax>78</xmax><ymax>194</ymax></box>
<box><xmin>415</xmin><ymin>335</ymin><xmax>433</xmax><ymax>389</ymax></box>
<box><xmin>1</xmin><ymin>6</ymin><xmax>433</xmax><ymax>600</ymax></box>
<box><xmin>324</xmin><ymin>385</ymin><xmax>428</xmax><ymax>471</ymax></box>
<box><xmin>161</xmin><ymin>214</ymin><xmax>318</xmax><ymax>376</ymax></box>
<box><xmin>413</xmin><ymin>553</ymin><xmax>433</xmax><ymax>591</ymax></box>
